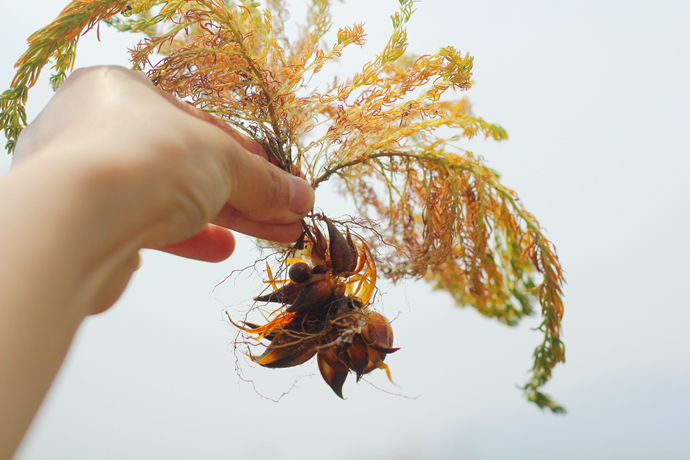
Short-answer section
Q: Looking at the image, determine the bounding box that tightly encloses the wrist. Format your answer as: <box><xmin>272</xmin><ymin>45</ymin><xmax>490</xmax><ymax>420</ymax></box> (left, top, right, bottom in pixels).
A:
<box><xmin>0</xmin><ymin>152</ymin><xmax>144</xmax><ymax>317</ymax></box>
<box><xmin>0</xmin><ymin>150</ymin><xmax>143</xmax><ymax>460</ymax></box>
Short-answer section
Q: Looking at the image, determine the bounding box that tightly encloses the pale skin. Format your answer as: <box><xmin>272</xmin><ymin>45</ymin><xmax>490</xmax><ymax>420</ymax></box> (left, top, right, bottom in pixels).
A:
<box><xmin>0</xmin><ymin>66</ymin><xmax>315</xmax><ymax>460</ymax></box>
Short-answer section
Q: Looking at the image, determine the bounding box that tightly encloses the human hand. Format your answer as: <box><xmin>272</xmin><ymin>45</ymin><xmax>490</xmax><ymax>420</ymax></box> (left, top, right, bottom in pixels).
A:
<box><xmin>1</xmin><ymin>65</ymin><xmax>316</xmax><ymax>459</ymax></box>
<box><xmin>15</xmin><ymin>65</ymin><xmax>314</xmax><ymax>258</ymax></box>
<box><xmin>11</xmin><ymin>65</ymin><xmax>314</xmax><ymax>313</ymax></box>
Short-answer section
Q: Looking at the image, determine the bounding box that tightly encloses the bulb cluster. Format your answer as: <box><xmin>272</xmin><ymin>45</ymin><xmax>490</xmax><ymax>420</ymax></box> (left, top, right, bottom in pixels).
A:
<box><xmin>232</xmin><ymin>216</ymin><xmax>398</xmax><ymax>398</ymax></box>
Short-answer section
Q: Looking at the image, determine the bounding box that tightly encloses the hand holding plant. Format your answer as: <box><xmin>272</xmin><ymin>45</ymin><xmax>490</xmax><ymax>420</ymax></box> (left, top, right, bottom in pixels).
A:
<box><xmin>1</xmin><ymin>0</ymin><xmax>566</xmax><ymax>412</ymax></box>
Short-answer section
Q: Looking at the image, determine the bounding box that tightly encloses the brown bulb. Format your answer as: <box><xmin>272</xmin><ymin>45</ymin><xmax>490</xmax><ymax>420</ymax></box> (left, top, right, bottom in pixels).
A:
<box><xmin>288</xmin><ymin>262</ymin><xmax>312</xmax><ymax>283</ymax></box>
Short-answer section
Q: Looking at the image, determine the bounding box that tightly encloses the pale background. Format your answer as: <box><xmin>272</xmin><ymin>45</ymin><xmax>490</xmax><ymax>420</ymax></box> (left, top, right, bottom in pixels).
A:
<box><xmin>1</xmin><ymin>1</ymin><xmax>688</xmax><ymax>459</ymax></box>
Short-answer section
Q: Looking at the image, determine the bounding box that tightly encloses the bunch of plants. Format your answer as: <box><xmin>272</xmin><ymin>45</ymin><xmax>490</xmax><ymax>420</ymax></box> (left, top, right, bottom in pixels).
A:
<box><xmin>0</xmin><ymin>0</ymin><xmax>566</xmax><ymax>412</ymax></box>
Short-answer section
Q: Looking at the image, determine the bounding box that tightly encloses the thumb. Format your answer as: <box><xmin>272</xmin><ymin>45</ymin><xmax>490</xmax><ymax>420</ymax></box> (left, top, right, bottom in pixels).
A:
<box><xmin>224</xmin><ymin>149</ymin><xmax>314</xmax><ymax>224</ymax></box>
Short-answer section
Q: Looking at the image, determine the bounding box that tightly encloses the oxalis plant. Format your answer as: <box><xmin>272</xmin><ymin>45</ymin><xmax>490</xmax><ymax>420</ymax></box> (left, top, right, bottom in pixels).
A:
<box><xmin>0</xmin><ymin>0</ymin><xmax>566</xmax><ymax>412</ymax></box>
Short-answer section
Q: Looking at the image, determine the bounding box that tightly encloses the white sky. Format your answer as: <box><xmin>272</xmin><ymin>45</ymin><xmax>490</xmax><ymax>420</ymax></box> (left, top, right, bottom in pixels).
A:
<box><xmin>1</xmin><ymin>1</ymin><xmax>688</xmax><ymax>459</ymax></box>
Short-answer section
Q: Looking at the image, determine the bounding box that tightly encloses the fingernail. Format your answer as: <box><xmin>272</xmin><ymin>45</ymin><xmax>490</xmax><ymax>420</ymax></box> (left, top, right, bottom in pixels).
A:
<box><xmin>288</xmin><ymin>175</ymin><xmax>315</xmax><ymax>215</ymax></box>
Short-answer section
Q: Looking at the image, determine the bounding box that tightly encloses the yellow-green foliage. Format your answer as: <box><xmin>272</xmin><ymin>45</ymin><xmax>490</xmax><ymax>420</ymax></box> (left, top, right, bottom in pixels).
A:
<box><xmin>0</xmin><ymin>0</ymin><xmax>566</xmax><ymax>412</ymax></box>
